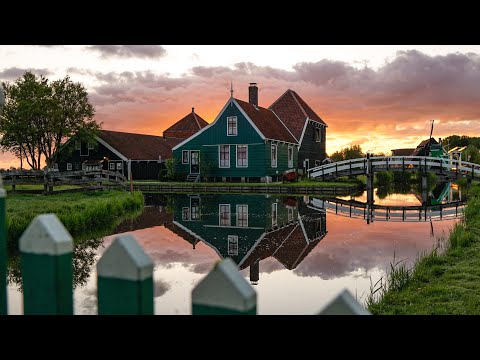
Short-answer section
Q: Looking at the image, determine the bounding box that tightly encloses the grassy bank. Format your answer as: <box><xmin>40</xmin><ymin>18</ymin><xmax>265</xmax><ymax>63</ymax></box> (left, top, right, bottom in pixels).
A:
<box><xmin>367</xmin><ymin>185</ymin><xmax>480</xmax><ymax>314</ymax></box>
<box><xmin>5</xmin><ymin>190</ymin><xmax>144</xmax><ymax>249</ymax></box>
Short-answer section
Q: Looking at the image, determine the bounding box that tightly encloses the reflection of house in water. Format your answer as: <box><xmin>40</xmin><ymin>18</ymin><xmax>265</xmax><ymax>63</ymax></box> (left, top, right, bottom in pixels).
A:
<box><xmin>168</xmin><ymin>194</ymin><xmax>327</xmax><ymax>284</ymax></box>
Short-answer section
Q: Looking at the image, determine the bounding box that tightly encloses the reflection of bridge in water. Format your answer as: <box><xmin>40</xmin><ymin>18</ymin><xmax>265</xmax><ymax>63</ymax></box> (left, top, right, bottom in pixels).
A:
<box><xmin>308</xmin><ymin>197</ymin><xmax>465</xmax><ymax>223</ymax></box>
<box><xmin>308</xmin><ymin>156</ymin><xmax>480</xmax><ymax>181</ymax></box>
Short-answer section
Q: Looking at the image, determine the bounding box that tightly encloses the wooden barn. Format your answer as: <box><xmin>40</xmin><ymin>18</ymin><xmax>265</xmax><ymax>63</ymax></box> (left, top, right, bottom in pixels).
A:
<box><xmin>56</xmin><ymin>108</ymin><xmax>208</xmax><ymax>180</ymax></box>
<box><xmin>173</xmin><ymin>83</ymin><xmax>328</xmax><ymax>182</ymax></box>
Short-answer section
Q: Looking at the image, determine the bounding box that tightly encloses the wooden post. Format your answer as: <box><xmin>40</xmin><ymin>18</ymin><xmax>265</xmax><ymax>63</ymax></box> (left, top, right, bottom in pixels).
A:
<box><xmin>0</xmin><ymin>176</ymin><xmax>7</xmax><ymax>314</ymax></box>
<box><xmin>192</xmin><ymin>258</ymin><xmax>256</xmax><ymax>315</ymax></box>
<box><xmin>318</xmin><ymin>289</ymin><xmax>371</xmax><ymax>315</ymax></box>
<box><xmin>97</xmin><ymin>234</ymin><xmax>154</xmax><ymax>315</ymax></box>
<box><xmin>19</xmin><ymin>214</ymin><xmax>74</xmax><ymax>315</ymax></box>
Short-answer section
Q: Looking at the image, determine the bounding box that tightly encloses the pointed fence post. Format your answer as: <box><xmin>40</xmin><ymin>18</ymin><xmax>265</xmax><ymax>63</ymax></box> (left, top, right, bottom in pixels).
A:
<box><xmin>97</xmin><ymin>235</ymin><xmax>154</xmax><ymax>315</ymax></box>
<box><xmin>0</xmin><ymin>175</ymin><xmax>7</xmax><ymax>315</ymax></box>
<box><xmin>19</xmin><ymin>214</ymin><xmax>74</xmax><ymax>315</ymax></box>
<box><xmin>318</xmin><ymin>288</ymin><xmax>371</xmax><ymax>315</ymax></box>
<box><xmin>192</xmin><ymin>258</ymin><xmax>257</xmax><ymax>315</ymax></box>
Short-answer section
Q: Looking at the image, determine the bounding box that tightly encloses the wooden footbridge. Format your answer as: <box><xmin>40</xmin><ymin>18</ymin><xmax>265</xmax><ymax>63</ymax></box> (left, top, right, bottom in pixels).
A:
<box><xmin>308</xmin><ymin>155</ymin><xmax>479</xmax><ymax>181</ymax></box>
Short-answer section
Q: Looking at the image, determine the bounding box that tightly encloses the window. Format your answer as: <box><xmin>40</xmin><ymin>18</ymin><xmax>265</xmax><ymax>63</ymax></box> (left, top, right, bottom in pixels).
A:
<box><xmin>74</xmin><ymin>163</ymin><xmax>80</xmax><ymax>171</ymax></box>
<box><xmin>109</xmin><ymin>162</ymin><xmax>115</xmax><ymax>170</ymax></box>
<box><xmin>236</xmin><ymin>145</ymin><xmax>248</xmax><ymax>167</ymax></box>
<box><xmin>219</xmin><ymin>204</ymin><xmax>231</xmax><ymax>226</ymax></box>
<box><xmin>67</xmin><ymin>163</ymin><xmax>72</xmax><ymax>171</ymax></box>
<box><xmin>288</xmin><ymin>146</ymin><xmax>293</xmax><ymax>168</ymax></box>
<box><xmin>82</xmin><ymin>163</ymin><xmax>86</xmax><ymax>170</ymax></box>
<box><xmin>75</xmin><ymin>141</ymin><xmax>81</xmax><ymax>150</ymax></box>
<box><xmin>191</xmin><ymin>197</ymin><xmax>200</xmax><ymax>220</ymax></box>
<box><xmin>271</xmin><ymin>144</ymin><xmax>277</xmax><ymax>168</ymax></box>
<box><xmin>272</xmin><ymin>203</ymin><xmax>278</xmax><ymax>227</ymax></box>
<box><xmin>182</xmin><ymin>150</ymin><xmax>189</xmax><ymax>164</ymax></box>
<box><xmin>315</xmin><ymin>160</ymin><xmax>321</xmax><ymax>167</ymax></box>
<box><xmin>53</xmin><ymin>163</ymin><xmax>58</xmax><ymax>170</ymax></box>
<box><xmin>315</xmin><ymin>128</ymin><xmax>321</xmax><ymax>142</ymax></box>
<box><xmin>227</xmin><ymin>235</ymin><xmax>239</xmax><ymax>256</ymax></box>
<box><xmin>227</xmin><ymin>116</ymin><xmax>237</xmax><ymax>136</ymax></box>
<box><xmin>288</xmin><ymin>208</ymin><xmax>293</xmax><ymax>222</ymax></box>
<box><xmin>236</xmin><ymin>205</ymin><xmax>248</xmax><ymax>227</ymax></box>
<box><xmin>88</xmin><ymin>142</ymin><xmax>94</xmax><ymax>150</ymax></box>
<box><xmin>117</xmin><ymin>163</ymin><xmax>122</xmax><ymax>170</ymax></box>
<box><xmin>182</xmin><ymin>207</ymin><xmax>190</xmax><ymax>221</ymax></box>
<box><xmin>219</xmin><ymin>145</ymin><xmax>230</xmax><ymax>168</ymax></box>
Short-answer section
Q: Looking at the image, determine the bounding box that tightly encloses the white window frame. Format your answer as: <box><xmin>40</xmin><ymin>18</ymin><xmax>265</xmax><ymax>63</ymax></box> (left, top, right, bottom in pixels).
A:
<box><xmin>109</xmin><ymin>162</ymin><xmax>115</xmax><ymax>170</ymax></box>
<box><xmin>227</xmin><ymin>235</ymin><xmax>239</xmax><ymax>256</ymax></box>
<box><xmin>75</xmin><ymin>141</ymin><xmax>81</xmax><ymax>150</ymax></box>
<box><xmin>117</xmin><ymin>162</ymin><xmax>122</xmax><ymax>170</ymax></box>
<box><xmin>271</xmin><ymin>144</ymin><xmax>277</xmax><ymax>168</ymax></box>
<box><xmin>236</xmin><ymin>204</ymin><xmax>248</xmax><ymax>228</ymax></box>
<box><xmin>315</xmin><ymin>160</ymin><xmax>321</xmax><ymax>167</ymax></box>
<box><xmin>88</xmin><ymin>142</ymin><xmax>94</xmax><ymax>150</ymax></box>
<box><xmin>315</xmin><ymin>127</ymin><xmax>321</xmax><ymax>143</ymax></box>
<box><xmin>288</xmin><ymin>208</ymin><xmax>293</xmax><ymax>222</ymax></box>
<box><xmin>227</xmin><ymin>116</ymin><xmax>237</xmax><ymax>136</ymax></box>
<box><xmin>236</xmin><ymin>145</ymin><xmax>248</xmax><ymax>168</ymax></box>
<box><xmin>82</xmin><ymin>163</ymin><xmax>86</xmax><ymax>170</ymax></box>
<box><xmin>272</xmin><ymin>202</ymin><xmax>278</xmax><ymax>227</ymax></box>
<box><xmin>53</xmin><ymin>163</ymin><xmax>58</xmax><ymax>170</ymax></box>
<box><xmin>182</xmin><ymin>207</ymin><xmax>190</xmax><ymax>221</ymax></box>
<box><xmin>67</xmin><ymin>163</ymin><xmax>72</xmax><ymax>171</ymax></box>
<box><xmin>219</xmin><ymin>204</ymin><xmax>231</xmax><ymax>227</ymax></box>
<box><xmin>219</xmin><ymin>145</ymin><xmax>230</xmax><ymax>168</ymax></box>
<box><xmin>182</xmin><ymin>150</ymin><xmax>189</xmax><ymax>164</ymax></box>
<box><xmin>288</xmin><ymin>146</ymin><xmax>293</xmax><ymax>168</ymax></box>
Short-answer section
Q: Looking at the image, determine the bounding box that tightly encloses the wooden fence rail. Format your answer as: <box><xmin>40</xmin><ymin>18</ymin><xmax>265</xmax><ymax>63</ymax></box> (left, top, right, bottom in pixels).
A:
<box><xmin>0</xmin><ymin>174</ymin><xmax>369</xmax><ymax>315</ymax></box>
<box><xmin>0</xmin><ymin>169</ymin><xmax>127</xmax><ymax>194</ymax></box>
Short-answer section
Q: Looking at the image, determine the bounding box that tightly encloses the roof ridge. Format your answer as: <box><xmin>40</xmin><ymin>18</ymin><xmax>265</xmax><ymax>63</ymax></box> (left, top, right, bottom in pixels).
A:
<box><xmin>270</xmin><ymin>109</ymin><xmax>299</xmax><ymax>143</ymax></box>
<box><xmin>289</xmin><ymin>90</ymin><xmax>309</xmax><ymax>120</ymax></box>
<box><xmin>268</xmin><ymin>89</ymin><xmax>292</xmax><ymax>109</ymax></box>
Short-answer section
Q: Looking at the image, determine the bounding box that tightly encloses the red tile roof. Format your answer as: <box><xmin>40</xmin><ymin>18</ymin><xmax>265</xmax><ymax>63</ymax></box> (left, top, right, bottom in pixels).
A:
<box><xmin>269</xmin><ymin>89</ymin><xmax>327</xmax><ymax>141</ymax></box>
<box><xmin>98</xmin><ymin>130</ymin><xmax>182</xmax><ymax>160</ymax></box>
<box><xmin>163</xmin><ymin>109</ymin><xmax>209</xmax><ymax>139</ymax></box>
<box><xmin>234</xmin><ymin>98</ymin><xmax>297</xmax><ymax>143</ymax></box>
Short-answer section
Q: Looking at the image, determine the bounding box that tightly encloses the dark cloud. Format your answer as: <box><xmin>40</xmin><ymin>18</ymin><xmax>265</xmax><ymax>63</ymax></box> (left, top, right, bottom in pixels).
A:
<box><xmin>191</xmin><ymin>262</ymin><xmax>214</xmax><ymax>274</ymax></box>
<box><xmin>87</xmin><ymin>45</ymin><xmax>167</xmax><ymax>59</ymax></box>
<box><xmin>0</xmin><ymin>67</ymin><xmax>52</xmax><ymax>80</ymax></box>
<box><xmin>154</xmin><ymin>279</ymin><xmax>171</xmax><ymax>297</ymax></box>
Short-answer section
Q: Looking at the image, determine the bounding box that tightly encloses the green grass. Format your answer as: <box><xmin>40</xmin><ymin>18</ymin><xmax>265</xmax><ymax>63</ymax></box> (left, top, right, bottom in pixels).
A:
<box><xmin>367</xmin><ymin>185</ymin><xmax>480</xmax><ymax>314</ymax></box>
<box><xmin>5</xmin><ymin>190</ymin><xmax>144</xmax><ymax>250</ymax></box>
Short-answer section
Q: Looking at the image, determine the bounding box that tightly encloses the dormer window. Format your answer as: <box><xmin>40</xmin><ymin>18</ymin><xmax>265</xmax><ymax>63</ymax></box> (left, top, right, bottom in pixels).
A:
<box><xmin>227</xmin><ymin>116</ymin><xmax>237</xmax><ymax>136</ymax></box>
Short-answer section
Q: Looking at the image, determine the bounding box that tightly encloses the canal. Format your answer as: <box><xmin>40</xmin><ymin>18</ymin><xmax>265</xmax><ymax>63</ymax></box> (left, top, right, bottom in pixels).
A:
<box><xmin>6</xmin><ymin>183</ymin><xmax>463</xmax><ymax>314</ymax></box>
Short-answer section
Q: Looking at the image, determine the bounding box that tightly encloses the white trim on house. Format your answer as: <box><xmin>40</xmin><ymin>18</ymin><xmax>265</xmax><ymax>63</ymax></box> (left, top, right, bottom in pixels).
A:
<box><xmin>67</xmin><ymin>163</ymin><xmax>72</xmax><ymax>171</ymax></box>
<box><xmin>288</xmin><ymin>145</ymin><xmax>294</xmax><ymax>168</ymax></box>
<box><xmin>109</xmin><ymin>162</ymin><xmax>115</xmax><ymax>170</ymax></box>
<box><xmin>265</xmin><ymin>138</ymin><xmax>298</xmax><ymax>146</ymax></box>
<box><xmin>236</xmin><ymin>204</ymin><xmax>248</xmax><ymax>227</ymax></box>
<box><xmin>236</xmin><ymin>145</ymin><xmax>248</xmax><ymax>168</ymax></box>
<box><xmin>172</xmin><ymin>221</ymin><xmax>223</xmax><ymax>259</ymax></box>
<box><xmin>172</xmin><ymin>98</ymin><xmax>236</xmax><ymax>151</ymax></box>
<box><xmin>182</xmin><ymin>207</ymin><xmax>190</xmax><ymax>221</ymax></box>
<box><xmin>298</xmin><ymin>120</ymin><xmax>309</xmax><ymax>149</ymax></box>
<box><xmin>270</xmin><ymin>109</ymin><xmax>299</xmax><ymax>143</ymax></box>
<box><xmin>272</xmin><ymin>202</ymin><xmax>278</xmax><ymax>227</ymax></box>
<box><xmin>218</xmin><ymin>145</ymin><xmax>230</xmax><ymax>168</ymax></box>
<box><xmin>96</xmin><ymin>136</ymin><xmax>129</xmax><ymax>161</ymax></box>
<box><xmin>226</xmin><ymin>116</ymin><xmax>238</xmax><ymax>136</ymax></box>
<box><xmin>231</xmin><ymin>98</ymin><xmax>266</xmax><ymax>141</ymax></box>
<box><xmin>237</xmin><ymin>233</ymin><xmax>266</xmax><ymax>267</ymax></box>
<box><xmin>227</xmin><ymin>235</ymin><xmax>239</xmax><ymax>256</ymax></box>
<box><xmin>271</xmin><ymin>143</ymin><xmax>278</xmax><ymax>168</ymax></box>
<box><xmin>219</xmin><ymin>204</ymin><xmax>231</xmax><ymax>227</ymax></box>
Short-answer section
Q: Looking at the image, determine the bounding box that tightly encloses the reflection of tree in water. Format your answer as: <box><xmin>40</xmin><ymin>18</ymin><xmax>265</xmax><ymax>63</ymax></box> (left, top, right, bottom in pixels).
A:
<box><xmin>8</xmin><ymin>237</ymin><xmax>104</xmax><ymax>291</ymax></box>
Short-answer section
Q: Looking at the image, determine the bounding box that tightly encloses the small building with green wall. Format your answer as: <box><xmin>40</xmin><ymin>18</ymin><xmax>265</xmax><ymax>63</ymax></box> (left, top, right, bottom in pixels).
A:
<box><xmin>172</xmin><ymin>84</ymin><xmax>300</xmax><ymax>182</ymax></box>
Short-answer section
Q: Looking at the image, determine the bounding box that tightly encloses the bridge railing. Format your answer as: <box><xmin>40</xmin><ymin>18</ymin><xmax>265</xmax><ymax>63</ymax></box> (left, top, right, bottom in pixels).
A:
<box><xmin>308</xmin><ymin>156</ymin><xmax>480</xmax><ymax>179</ymax></box>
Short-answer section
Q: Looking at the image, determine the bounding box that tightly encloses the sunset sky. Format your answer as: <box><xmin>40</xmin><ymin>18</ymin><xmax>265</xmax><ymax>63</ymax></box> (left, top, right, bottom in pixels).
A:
<box><xmin>1</xmin><ymin>45</ymin><xmax>480</xmax><ymax>169</ymax></box>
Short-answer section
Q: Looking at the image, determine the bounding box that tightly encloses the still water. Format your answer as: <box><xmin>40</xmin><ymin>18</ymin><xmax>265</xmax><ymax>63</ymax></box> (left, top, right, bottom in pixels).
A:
<box><xmin>7</xmin><ymin>184</ymin><xmax>463</xmax><ymax>314</ymax></box>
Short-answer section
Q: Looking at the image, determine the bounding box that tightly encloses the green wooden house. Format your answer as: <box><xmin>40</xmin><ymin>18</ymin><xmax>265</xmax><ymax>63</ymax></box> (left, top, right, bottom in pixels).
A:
<box><xmin>166</xmin><ymin>194</ymin><xmax>327</xmax><ymax>284</ymax></box>
<box><xmin>172</xmin><ymin>84</ymin><xmax>300</xmax><ymax>182</ymax></box>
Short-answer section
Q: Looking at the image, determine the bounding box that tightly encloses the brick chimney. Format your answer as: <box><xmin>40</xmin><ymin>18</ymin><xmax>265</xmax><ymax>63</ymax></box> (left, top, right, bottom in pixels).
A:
<box><xmin>249</xmin><ymin>83</ymin><xmax>258</xmax><ymax>107</ymax></box>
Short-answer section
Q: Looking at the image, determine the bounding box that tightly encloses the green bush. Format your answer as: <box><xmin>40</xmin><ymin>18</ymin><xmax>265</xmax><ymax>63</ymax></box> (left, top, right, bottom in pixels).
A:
<box><xmin>376</xmin><ymin>171</ymin><xmax>394</xmax><ymax>187</ymax></box>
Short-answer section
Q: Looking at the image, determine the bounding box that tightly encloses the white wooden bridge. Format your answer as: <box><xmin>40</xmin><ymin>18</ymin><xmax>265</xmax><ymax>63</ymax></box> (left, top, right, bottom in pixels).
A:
<box><xmin>308</xmin><ymin>156</ymin><xmax>480</xmax><ymax>181</ymax></box>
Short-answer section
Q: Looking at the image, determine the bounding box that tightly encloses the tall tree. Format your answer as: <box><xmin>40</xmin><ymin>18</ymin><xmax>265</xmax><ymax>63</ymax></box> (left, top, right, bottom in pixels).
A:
<box><xmin>0</xmin><ymin>72</ymin><xmax>100</xmax><ymax>169</ymax></box>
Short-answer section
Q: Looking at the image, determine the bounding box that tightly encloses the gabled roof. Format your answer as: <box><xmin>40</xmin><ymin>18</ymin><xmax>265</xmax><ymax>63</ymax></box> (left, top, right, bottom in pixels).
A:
<box><xmin>269</xmin><ymin>89</ymin><xmax>327</xmax><ymax>140</ymax></box>
<box><xmin>391</xmin><ymin>148</ymin><xmax>415</xmax><ymax>156</ymax></box>
<box><xmin>98</xmin><ymin>130</ymin><xmax>182</xmax><ymax>160</ymax></box>
<box><xmin>411</xmin><ymin>138</ymin><xmax>439</xmax><ymax>157</ymax></box>
<box><xmin>163</xmin><ymin>108</ymin><xmax>209</xmax><ymax>139</ymax></box>
<box><xmin>234</xmin><ymin>98</ymin><xmax>297</xmax><ymax>144</ymax></box>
